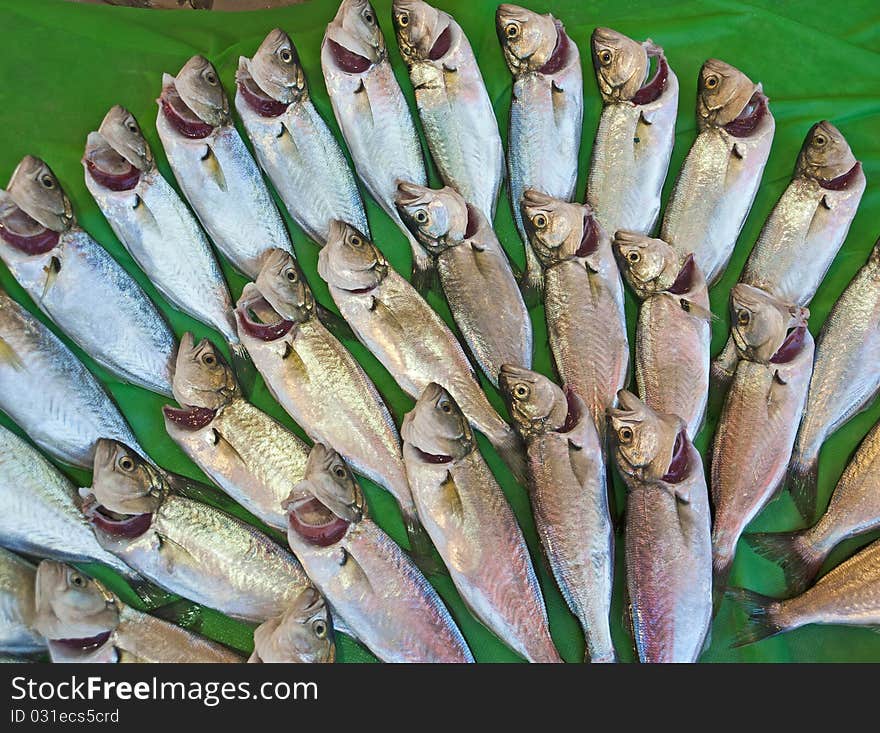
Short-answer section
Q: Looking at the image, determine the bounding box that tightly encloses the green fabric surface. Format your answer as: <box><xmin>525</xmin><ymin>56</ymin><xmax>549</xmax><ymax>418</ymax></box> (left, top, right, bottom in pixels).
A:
<box><xmin>0</xmin><ymin>0</ymin><xmax>878</xmax><ymax>663</ymax></box>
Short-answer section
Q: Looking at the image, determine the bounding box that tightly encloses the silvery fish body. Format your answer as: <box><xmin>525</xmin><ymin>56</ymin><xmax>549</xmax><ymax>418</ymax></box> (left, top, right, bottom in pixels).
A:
<box><xmin>0</xmin><ymin>549</ymin><xmax>43</xmax><ymax>655</ymax></box>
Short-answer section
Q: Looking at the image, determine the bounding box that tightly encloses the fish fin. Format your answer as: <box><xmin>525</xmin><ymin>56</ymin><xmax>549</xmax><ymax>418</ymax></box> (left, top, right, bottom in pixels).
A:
<box><xmin>338</xmin><ymin>548</ymin><xmax>374</xmax><ymax>593</ymax></box>
<box><xmin>678</xmin><ymin>297</ymin><xmax>715</xmax><ymax>323</ymax></box>
<box><xmin>820</xmin><ymin>194</ymin><xmax>832</xmax><ymax>210</ymax></box>
<box><xmin>401</xmin><ymin>507</ymin><xmax>445</xmax><ymax>578</ymax></box>
<box><xmin>744</xmin><ymin>530</ymin><xmax>824</xmax><ymax>593</ymax></box>
<box><xmin>726</xmin><ymin>588</ymin><xmax>786</xmax><ymax>648</ymax></box>
<box><xmin>199</xmin><ymin>145</ymin><xmax>227</xmax><ymax>192</ymax></box>
<box><xmin>638</xmin><ymin>108</ymin><xmax>655</xmax><ymax>126</ymax></box>
<box><xmin>315</xmin><ymin>304</ymin><xmax>354</xmax><ymax>340</ymax></box>
<box><xmin>155</xmin><ymin>531</ymin><xmax>198</xmax><ymax>572</ymax></box>
<box><xmin>712</xmin><ymin>549</ymin><xmax>735</xmax><ymax>612</ymax></box>
<box><xmin>787</xmin><ymin>456</ymin><xmax>819</xmax><ymax>522</ymax></box>
<box><xmin>410</xmin><ymin>249</ymin><xmax>439</xmax><ymax>294</ymax></box>
<box><xmin>368</xmin><ymin>296</ymin><xmax>408</xmax><ymax>343</ymax></box>
<box><xmin>710</xmin><ymin>338</ymin><xmax>739</xmax><ymax>395</ymax></box>
<box><xmin>127</xmin><ymin>577</ymin><xmax>177</xmax><ymax>610</ymax></box>
<box><xmin>0</xmin><ymin>336</ymin><xmax>24</xmax><ymax>370</ymax></box>
<box><xmin>519</xmin><ymin>243</ymin><xmax>544</xmax><ymax>301</ymax></box>
<box><xmin>490</xmin><ymin>429</ymin><xmax>528</xmax><ymax>486</ymax></box>
<box><xmin>732</xmin><ymin>143</ymin><xmax>745</xmax><ymax>160</ymax></box>
<box><xmin>277</xmin><ymin>340</ymin><xmax>309</xmax><ymax>381</ymax></box>
<box><xmin>229</xmin><ymin>341</ymin><xmax>257</xmax><ymax>398</ymax></box>
<box><xmin>438</xmin><ymin>471</ymin><xmax>465</xmax><ymax>524</ymax></box>
<box><xmin>41</xmin><ymin>255</ymin><xmax>62</xmax><ymax>300</ymax></box>
<box><xmin>166</xmin><ymin>471</ymin><xmax>241</xmax><ymax>515</ymax></box>
<box><xmin>772</xmin><ymin>368</ymin><xmax>788</xmax><ymax>386</ymax></box>
<box><xmin>152</xmin><ymin>598</ymin><xmax>205</xmax><ymax>632</ymax></box>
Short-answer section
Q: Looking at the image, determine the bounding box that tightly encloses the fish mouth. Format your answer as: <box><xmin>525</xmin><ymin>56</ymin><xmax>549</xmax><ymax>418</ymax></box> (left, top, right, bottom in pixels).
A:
<box><xmin>84</xmin><ymin>158</ymin><xmax>141</xmax><ymax>192</ymax></box>
<box><xmin>537</xmin><ymin>22</ymin><xmax>569</xmax><ymax>75</ymax></box>
<box><xmin>818</xmin><ymin>161</ymin><xmax>862</xmax><ymax>191</ymax></box>
<box><xmin>667</xmin><ymin>254</ymin><xmax>697</xmax><ymax>295</ymax></box>
<box><xmin>411</xmin><ymin>445</ymin><xmax>455</xmax><ymax>464</ymax></box>
<box><xmin>575</xmin><ymin>213</ymin><xmax>599</xmax><ymax>258</ymax></box>
<box><xmin>235</xmin><ymin>292</ymin><xmax>295</xmax><ymax>342</ymax></box>
<box><xmin>237</xmin><ymin>68</ymin><xmax>290</xmax><ymax>118</ymax></box>
<box><xmin>287</xmin><ymin>497</ymin><xmax>350</xmax><ymax>547</ymax></box>
<box><xmin>325</xmin><ymin>38</ymin><xmax>375</xmax><ymax>74</ymax></box>
<box><xmin>631</xmin><ymin>51</ymin><xmax>669</xmax><ymax>106</ymax></box>
<box><xmin>558</xmin><ymin>387</ymin><xmax>582</xmax><ymax>434</ymax></box>
<box><xmin>0</xmin><ymin>205</ymin><xmax>59</xmax><ymax>255</ymax></box>
<box><xmin>159</xmin><ymin>81</ymin><xmax>215</xmax><ymax>139</ymax></box>
<box><xmin>661</xmin><ymin>429</ymin><xmax>690</xmax><ymax>483</ymax></box>
<box><xmin>769</xmin><ymin>325</ymin><xmax>807</xmax><ymax>364</ymax></box>
<box><xmin>723</xmin><ymin>91</ymin><xmax>768</xmax><ymax>138</ymax></box>
<box><xmin>49</xmin><ymin>630</ymin><xmax>113</xmax><ymax>653</ymax></box>
<box><xmin>162</xmin><ymin>404</ymin><xmax>218</xmax><ymax>430</ymax></box>
<box><xmin>87</xmin><ymin>500</ymin><xmax>153</xmax><ymax>539</ymax></box>
<box><xmin>426</xmin><ymin>24</ymin><xmax>453</xmax><ymax>61</ymax></box>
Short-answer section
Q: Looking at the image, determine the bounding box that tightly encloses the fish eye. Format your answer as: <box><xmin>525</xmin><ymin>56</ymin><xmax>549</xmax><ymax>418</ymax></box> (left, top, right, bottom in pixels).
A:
<box><xmin>118</xmin><ymin>455</ymin><xmax>135</xmax><ymax>472</ymax></box>
<box><xmin>349</xmin><ymin>234</ymin><xmax>363</xmax><ymax>248</ymax></box>
<box><xmin>439</xmin><ymin>399</ymin><xmax>453</xmax><ymax>414</ymax></box>
<box><xmin>70</xmin><ymin>573</ymin><xmax>86</xmax><ymax>587</ymax></box>
<box><xmin>312</xmin><ymin>619</ymin><xmax>328</xmax><ymax>638</ymax></box>
<box><xmin>205</xmin><ymin>70</ymin><xmax>218</xmax><ymax>86</ymax></box>
<box><xmin>414</xmin><ymin>209</ymin><xmax>428</xmax><ymax>224</ymax></box>
<box><xmin>280</xmin><ymin>48</ymin><xmax>293</xmax><ymax>63</ymax></box>
<box><xmin>532</xmin><ymin>213</ymin><xmax>547</xmax><ymax>229</ymax></box>
<box><xmin>363</xmin><ymin>10</ymin><xmax>374</xmax><ymax>24</ymax></box>
<box><xmin>505</xmin><ymin>23</ymin><xmax>520</xmax><ymax>39</ymax></box>
<box><xmin>627</xmin><ymin>251</ymin><xmax>640</xmax><ymax>263</ymax></box>
<box><xmin>513</xmin><ymin>383</ymin><xmax>530</xmax><ymax>399</ymax></box>
<box><xmin>704</xmin><ymin>74</ymin><xmax>719</xmax><ymax>90</ymax></box>
<box><xmin>285</xmin><ymin>268</ymin><xmax>298</xmax><ymax>283</ymax></box>
<box><xmin>398</xmin><ymin>13</ymin><xmax>409</xmax><ymax>27</ymax></box>
<box><xmin>599</xmin><ymin>50</ymin><xmax>613</xmax><ymax>65</ymax></box>
<box><xmin>126</xmin><ymin>119</ymin><xmax>139</xmax><ymax>133</ymax></box>
<box><xmin>333</xmin><ymin>464</ymin><xmax>347</xmax><ymax>479</ymax></box>
<box><xmin>618</xmin><ymin>426</ymin><xmax>634</xmax><ymax>443</ymax></box>
<box><xmin>202</xmin><ymin>352</ymin><xmax>217</xmax><ymax>366</ymax></box>
<box><xmin>737</xmin><ymin>310</ymin><xmax>751</xmax><ymax>326</ymax></box>
<box><xmin>814</xmin><ymin>133</ymin><xmax>827</xmax><ymax>147</ymax></box>
<box><xmin>40</xmin><ymin>174</ymin><xmax>55</xmax><ymax>189</ymax></box>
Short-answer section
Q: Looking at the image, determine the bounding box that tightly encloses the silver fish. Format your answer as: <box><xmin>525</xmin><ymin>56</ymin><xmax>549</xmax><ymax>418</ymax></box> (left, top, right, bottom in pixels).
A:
<box><xmin>396</xmin><ymin>182</ymin><xmax>531</xmax><ymax>385</ymax></box>
<box><xmin>156</xmin><ymin>55</ymin><xmax>293</xmax><ymax>279</ymax></box>
<box><xmin>393</xmin><ymin>0</ymin><xmax>504</xmax><ymax>220</ymax></box>
<box><xmin>587</xmin><ymin>28</ymin><xmax>678</xmax><ymax>238</ymax></box>
<box><xmin>321</xmin><ymin>0</ymin><xmax>430</xmax><ymax>283</ymax></box>
<box><xmin>661</xmin><ymin>59</ymin><xmax>775</xmax><ymax>286</ymax></box>
<box><xmin>401</xmin><ymin>384</ymin><xmax>560</xmax><ymax>663</ymax></box>
<box><xmin>788</xmin><ymin>240</ymin><xmax>880</xmax><ymax>520</ymax></box>
<box><xmin>249</xmin><ymin>588</ymin><xmax>335</xmax><ymax>663</ymax></box>
<box><xmin>609</xmin><ymin>391</ymin><xmax>712</xmax><ymax>663</ymax></box>
<box><xmin>318</xmin><ymin>220</ymin><xmax>525</xmax><ymax>482</ymax></box>
<box><xmin>236</xmin><ymin>29</ymin><xmax>369</xmax><ymax>245</ymax></box>
<box><xmin>284</xmin><ymin>444</ymin><xmax>472</xmax><ymax>663</ymax></box>
<box><xmin>1</xmin><ymin>158</ymin><xmax>176</xmax><ymax>396</ymax></box>
<box><xmin>497</xmin><ymin>4</ymin><xmax>582</xmax><ymax>293</ymax></box>
<box><xmin>499</xmin><ymin>366</ymin><xmax>614</xmax><ymax>663</ymax></box>
<box><xmin>0</xmin><ymin>549</ymin><xmax>44</xmax><ymax>655</ymax></box>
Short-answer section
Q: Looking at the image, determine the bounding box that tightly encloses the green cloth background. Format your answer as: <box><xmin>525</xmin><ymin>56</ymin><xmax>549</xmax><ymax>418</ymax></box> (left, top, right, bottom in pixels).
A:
<box><xmin>1</xmin><ymin>0</ymin><xmax>879</xmax><ymax>662</ymax></box>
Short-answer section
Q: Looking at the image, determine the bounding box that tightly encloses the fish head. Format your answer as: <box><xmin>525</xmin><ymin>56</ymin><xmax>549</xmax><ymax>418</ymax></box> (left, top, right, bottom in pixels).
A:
<box><xmin>796</xmin><ymin>121</ymin><xmax>858</xmax><ymax>183</ymax></box>
<box><xmin>520</xmin><ymin>189</ymin><xmax>586</xmax><ymax>265</ymax></box>
<box><xmin>173</xmin><ymin>55</ymin><xmax>230</xmax><ymax>127</ymax></box>
<box><xmin>499</xmin><ymin>364</ymin><xmax>568</xmax><ymax>436</ymax></box>
<box><xmin>324</xmin><ymin>0</ymin><xmax>386</xmax><ymax>72</ymax></box>
<box><xmin>730</xmin><ymin>284</ymin><xmax>807</xmax><ymax>363</ymax></box>
<box><xmin>97</xmin><ymin>106</ymin><xmax>153</xmax><ymax>171</ymax></box>
<box><xmin>608</xmin><ymin>390</ymin><xmax>683</xmax><ymax>482</ymax></box>
<box><xmin>697</xmin><ymin>59</ymin><xmax>759</xmax><ymax>129</ymax></box>
<box><xmin>393</xmin><ymin>0</ymin><xmax>453</xmax><ymax>64</ymax></box>
<box><xmin>591</xmin><ymin>27</ymin><xmax>649</xmax><ymax>102</ymax></box>
<box><xmin>6</xmin><ymin>156</ymin><xmax>73</xmax><ymax>232</ymax></box>
<box><xmin>613</xmin><ymin>231</ymin><xmax>679</xmax><ymax>297</ymax></box>
<box><xmin>83</xmin><ymin>131</ymin><xmax>144</xmax><ymax>189</ymax></box>
<box><xmin>172</xmin><ymin>332</ymin><xmax>238</xmax><ymax>410</ymax></box>
<box><xmin>395</xmin><ymin>181</ymin><xmax>468</xmax><ymax>253</ymax></box>
<box><xmin>401</xmin><ymin>382</ymin><xmax>474</xmax><ymax>460</ymax></box>
<box><xmin>318</xmin><ymin>220</ymin><xmax>388</xmax><ymax>292</ymax></box>
<box><xmin>496</xmin><ymin>4</ymin><xmax>558</xmax><ymax>74</ymax></box>
<box><xmin>251</xmin><ymin>587</ymin><xmax>335</xmax><ymax>663</ymax></box>
<box><xmin>253</xmin><ymin>249</ymin><xmax>315</xmax><ymax>323</ymax></box>
<box><xmin>246</xmin><ymin>29</ymin><xmax>307</xmax><ymax>104</ymax></box>
<box><xmin>0</xmin><ymin>188</ymin><xmax>62</xmax><ymax>272</ymax></box>
<box><xmin>89</xmin><ymin>439</ymin><xmax>164</xmax><ymax>517</ymax></box>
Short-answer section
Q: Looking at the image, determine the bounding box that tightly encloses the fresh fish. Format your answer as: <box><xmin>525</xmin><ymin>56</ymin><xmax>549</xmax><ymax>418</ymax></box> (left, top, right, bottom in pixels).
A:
<box><xmin>321</xmin><ymin>0</ymin><xmax>430</xmax><ymax>284</ymax></box>
<box><xmin>711</xmin><ymin>285</ymin><xmax>814</xmax><ymax>588</ymax></box>
<box><xmin>249</xmin><ymin>587</ymin><xmax>335</xmax><ymax>663</ymax></box>
<box><xmin>401</xmin><ymin>384</ymin><xmax>561</xmax><ymax>663</ymax></box>
<box><xmin>587</xmin><ymin>28</ymin><xmax>678</xmax><ymax>238</ymax></box>
<box><xmin>1</xmin><ymin>158</ymin><xmax>176</xmax><ymax>396</ymax></box>
<box><xmin>661</xmin><ymin>59</ymin><xmax>775</xmax><ymax>286</ymax></box>
<box><xmin>787</xmin><ymin>240</ymin><xmax>880</xmax><ymax>520</ymax></box>
<box><xmin>499</xmin><ymin>366</ymin><xmax>614</xmax><ymax>663</ymax></box>
<box><xmin>393</xmin><ymin>0</ymin><xmax>504</xmax><ymax>220</ymax></box>
<box><xmin>748</xmin><ymin>417</ymin><xmax>880</xmax><ymax>593</ymax></box>
<box><xmin>284</xmin><ymin>444</ymin><xmax>472</xmax><ymax>663</ymax></box>
<box><xmin>236</xmin><ymin>29</ymin><xmax>369</xmax><ymax>245</ymax></box>
<box><xmin>83</xmin><ymin>439</ymin><xmax>317</xmax><ymax>623</ymax></box>
<box><xmin>156</xmin><ymin>55</ymin><xmax>293</xmax><ymax>279</ymax></box>
<box><xmin>33</xmin><ymin>561</ymin><xmax>242</xmax><ymax>663</ymax></box>
<box><xmin>318</xmin><ymin>221</ymin><xmax>525</xmax><ymax>482</ymax></box>
<box><xmin>0</xmin><ymin>549</ymin><xmax>44</xmax><ymax>655</ymax></box>
<box><xmin>396</xmin><ymin>182</ymin><xmax>531</xmax><ymax>384</ymax></box>
<box><xmin>497</xmin><ymin>4</ymin><xmax>582</xmax><ymax>293</ymax></box>
<box><xmin>520</xmin><ymin>190</ymin><xmax>628</xmax><ymax>439</ymax></box>
<box><xmin>0</xmin><ymin>290</ymin><xmax>141</xmax><ymax>468</ymax></box>
<box><xmin>614</xmin><ymin>233</ymin><xmax>711</xmax><ymax>437</ymax></box>
<box><xmin>163</xmin><ymin>333</ymin><xmax>309</xmax><ymax>532</ymax></box>
<box><xmin>609</xmin><ymin>391</ymin><xmax>712</xmax><ymax>663</ymax></box>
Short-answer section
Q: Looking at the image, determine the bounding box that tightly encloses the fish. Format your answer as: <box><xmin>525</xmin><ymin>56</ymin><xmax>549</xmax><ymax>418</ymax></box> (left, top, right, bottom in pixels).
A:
<box><xmin>587</xmin><ymin>28</ymin><xmax>678</xmax><ymax>238</ymax></box>
<box><xmin>163</xmin><ymin>332</ymin><xmax>309</xmax><ymax>532</ymax></box>
<box><xmin>614</xmin><ymin>232</ymin><xmax>711</xmax><ymax>437</ymax></box>
<box><xmin>499</xmin><ymin>366</ymin><xmax>615</xmax><ymax>663</ymax></box>
<box><xmin>1</xmin><ymin>158</ymin><xmax>176</xmax><ymax>396</ymax></box>
<box><xmin>748</xmin><ymin>416</ymin><xmax>880</xmax><ymax>593</ymax></box>
<box><xmin>236</xmin><ymin>29</ymin><xmax>369</xmax><ymax>245</ymax></box>
<box><xmin>497</xmin><ymin>4</ymin><xmax>582</xmax><ymax>293</ymax></box>
<box><xmin>284</xmin><ymin>444</ymin><xmax>472</xmax><ymax>663</ymax></box>
<box><xmin>711</xmin><ymin>284</ymin><xmax>814</xmax><ymax>589</ymax></box>
<box><xmin>249</xmin><ymin>587</ymin><xmax>335</xmax><ymax>663</ymax></box>
<box><xmin>661</xmin><ymin>59</ymin><xmax>775</xmax><ymax>286</ymax></box>
<box><xmin>83</xmin><ymin>106</ymin><xmax>252</xmax><ymax>385</ymax></box>
<box><xmin>32</xmin><ymin>561</ymin><xmax>243</xmax><ymax>663</ymax></box>
<box><xmin>520</xmin><ymin>190</ymin><xmax>628</xmax><ymax>439</ymax></box>
<box><xmin>393</xmin><ymin>0</ymin><xmax>504</xmax><ymax>220</ymax></box>
<box><xmin>401</xmin><ymin>384</ymin><xmax>561</xmax><ymax>663</ymax></box>
<box><xmin>712</xmin><ymin>121</ymin><xmax>865</xmax><ymax>384</ymax></box>
<box><xmin>729</xmin><ymin>537</ymin><xmax>880</xmax><ymax>647</ymax></box>
<box><xmin>0</xmin><ymin>549</ymin><xmax>44</xmax><ymax>655</ymax></box>
<box><xmin>83</xmin><ymin>438</ymin><xmax>317</xmax><ymax>623</ymax></box>
<box><xmin>321</xmin><ymin>0</ymin><xmax>430</xmax><ymax>285</ymax></box>
<box><xmin>156</xmin><ymin>55</ymin><xmax>293</xmax><ymax>279</ymax></box>
<box><xmin>318</xmin><ymin>220</ymin><xmax>526</xmax><ymax>482</ymax></box>
<box><xmin>0</xmin><ymin>290</ymin><xmax>141</xmax><ymax>468</ymax></box>
<box><xmin>396</xmin><ymin>182</ymin><xmax>531</xmax><ymax>385</ymax></box>
<box><xmin>787</xmin><ymin>240</ymin><xmax>880</xmax><ymax>520</ymax></box>
<box><xmin>608</xmin><ymin>391</ymin><xmax>712</xmax><ymax>663</ymax></box>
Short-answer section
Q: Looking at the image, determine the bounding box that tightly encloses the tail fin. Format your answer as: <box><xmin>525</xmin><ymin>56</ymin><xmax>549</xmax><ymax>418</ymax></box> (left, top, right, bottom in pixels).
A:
<box><xmin>518</xmin><ymin>245</ymin><xmax>544</xmax><ymax>308</ymax></box>
<box><xmin>726</xmin><ymin>587</ymin><xmax>786</xmax><ymax>648</ymax></box>
<box><xmin>229</xmin><ymin>341</ymin><xmax>257</xmax><ymax>398</ymax></box>
<box><xmin>787</xmin><ymin>455</ymin><xmax>819</xmax><ymax>522</ymax></box>
<box><xmin>744</xmin><ymin>530</ymin><xmax>824</xmax><ymax>593</ymax></box>
<box><xmin>410</xmin><ymin>248</ymin><xmax>439</xmax><ymax>294</ymax></box>
<box><xmin>711</xmin><ymin>545</ymin><xmax>735</xmax><ymax>613</ymax></box>
<box><xmin>492</xmin><ymin>429</ymin><xmax>528</xmax><ymax>486</ymax></box>
<box><xmin>401</xmin><ymin>509</ymin><xmax>445</xmax><ymax>578</ymax></box>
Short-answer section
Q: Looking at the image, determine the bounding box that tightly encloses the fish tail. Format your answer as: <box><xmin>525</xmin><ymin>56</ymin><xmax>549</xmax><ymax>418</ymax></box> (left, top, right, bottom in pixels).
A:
<box><xmin>518</xmin><ymin>244</ymin><xmax>544</xmax><ymax>307</ymax></box>
<box><xmin>410</xmin><ymin>246</ymin><xmax>438</xmax><ymax>294</ymax></box>
<box><xmin>491</xmin><ymin>428</ymin><xmax>528</xmax><ymax>486</ymax></box>
<box><xmin>229</xmin><ymin>340</ymin><xmax>257</xmax><ymax>398</ymax></box>
<box><xmin>711</xmin><ymin>540</ymin><xmax>736</xmax><ymax>612</ymax></box>
<box><xmin>787</xmin><ymin>454</ymin><xmax>819</xmax><ymax>522</ymax></box>
<box><xmin>744</xmin><ymin>529</ymin><xmax>824</xmax><ymax>593</ymax></box>
<box><xmin>726</xmin><ymin>587</ymin><xmax>787</xmax><ymax>648</ymax></box>
<box><xmin>401</xmin><ymin>507</ymin><xmax>445</xmax><ymax>577</ymax></box>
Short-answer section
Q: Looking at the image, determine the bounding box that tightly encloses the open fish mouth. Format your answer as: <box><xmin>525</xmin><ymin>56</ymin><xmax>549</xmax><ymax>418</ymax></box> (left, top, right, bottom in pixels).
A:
<box><xmin>724</xmin><ymin>91</ymin><xmax>768</xmax><ymax>137</ymax></box>
<box><xmin>819</xmin><ymin>161</ymin><xmax>862</xmax><ymax>191</ymax></box>
<box><xmin>235</xmin><ymin>291</ymin><xmax>294</xmax><ymax>342</ymax></box>
<box><xmin>286</xmin><ymin>496</ymin><xmax>350</xmax><ymax>547</ymax></box>
<box><xmin>237</xmin><ymin>68</ymin><xmax>290</xmax><ymax>118</ymax></box>
<box><xmin>661</xmin><ymin>429</ymin><xmax>690</xmax><ymax>483</ymax></box>
<box><xmin>0</xmin><ymin>205</ymin><xmax>59</xmax><ymax>255</ymax></box>
<box><xmin>769</xmin><ymin>325</ymin><xmax>808</xmax><ymax>364</ymax></box>
<box><xmin>49</xmin><ymin>630</ymin><xmax>112</xmax><ymax>653</ymax></box>
<box><xmin>163</xmin><ymin>404</ymin><xmax>218</xmax><ymax>430</ymax></box>
<box><xmin>631</xmin><ymin>51</ymin><xmax>668</xmax><ymax>105</ymax></box>
<box><xmin>160</xmin><ymin>81</ymin><xmax>215</xmax><ymax>139</ymax></box>
<box><xmin>537</xmin><ymin>22</ymin><xmax>569</xmax><ymax>75</ymax></box>
<box><xmin>85</xmin><ymin>499</ymin><xmax>153</xmax><ymax>539</ymax></box>
<box><xmin>326</xmin><ymin>38</ymin><xmax>376</xmax><ymax>74</ymax></box>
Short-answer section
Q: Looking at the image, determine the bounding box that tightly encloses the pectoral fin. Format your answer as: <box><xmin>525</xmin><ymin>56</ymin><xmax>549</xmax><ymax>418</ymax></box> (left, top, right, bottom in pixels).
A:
<box><xmin>199</xmin><ymin>145</ymin><xmax>227</xmax><ymax>192</ymax></box>
<box><xmin>41</xmin><ymin>255</ymin><xmax>62</xmax><ymax>299</ymax></box>
<box><xmin>0</xmin><ymin>336</ymin><xmax>23</xmax><ymax>370</ymax></box>
<box><xmin>368</xmin><ymin>296</ymin><xmax>407</xmax><ymax>342</ymax></box>
<box><xmin>439</xmin><ymin>470</ymin><xmax>464</xmax><ymax>524</ymax></box>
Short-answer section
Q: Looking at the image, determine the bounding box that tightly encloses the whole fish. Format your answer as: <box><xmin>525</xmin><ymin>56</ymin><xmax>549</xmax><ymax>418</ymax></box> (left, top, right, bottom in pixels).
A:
<box><xmin>236</xmin><ymin>29</ymin><xmax>369</xmax><ymax>245</ymax></box>
<box><xmin>318</xmin><ymin>220</ymin><xmax>525</xmax><ymax>482</ymax></box>
<box><xmin>520</xmin><ymin>190</ymin><xmax>628</xmax><ymax>439</ymax></box>
<box><xmin>787</xmin><ymin>240</ymin><xmax>880</xmax><ymax>521</ymax></box>
<box><xmin>156</xmin><ymin>55</ymin><xmax>293</xmax><ymax>279</ymax></box>
<box><xmin>1</xmin><ymin>158</ymin><xmax>176</xmax><ymax>396</ymax></box>
<box><xmin>497</xmin><ymin>4</ymin><xmax>582</xmax><ymax>293</ymax></box>
<box><xmin>83</xmin><ymin>439</ymin><xmax>318</xmax><ymax>623</ymax></box>
<box><xmin>401</xmin><ymin>384</ymin><xmax>561</xmax><ymax>663</ymax></box>
<box><xmin>614</xmin><ymin>233</ymin><xmax>711</xmax><ymax>437</ymax></box>
<box><xmin>249</xmin><ymin>587</ymin><xmax>335</xmax><ymax>663</ymax></box>
<box><xmin>748</xmin><ymin>417</ymin><xmax>880</xmax><ymax>593</ymax></box>
<box><xmin>396</xmin><ymin>182</ymin><xmax>531</xmax><ymax>384</ymax></box>
<box><xmin>0</xmin><ymin>290</ymin><xmax>141</xmax><ymax>468</ymax></box>
<box><xmin>0</xmin><ymin>549</ymin><xmax>43</xmax><ymax>655</ymax></box>
<box><xmin>609</xmin><ymin>391</ymin><xmax>712</xmax><ymax>663</ymax></box>
<box><xmin>661</xmin><ymin>59</ymin><xmax>775</xmax><ymax>286</ymax></box>
<box><xmin>730</xmin><ymin>538</ymin><xmax>880</xmax><ymax>647</ymax></box>
<box><xmin>33</xmin><ymin>561</ymin><xmax>243</xmax><ymax>663</ymax></box>
<box><xmin>83</xmin><ymin>106</ymin><xmax>252</xmax><ymax>382</ymax></box>
<box><xmin>321</xmin><ymin>0</ymin><xmax>430</xmax><ymax>284</ymax></box>
<box><xmin>499</xmin><ymin>366</ymin><xmax>615</xmax><ymax>663</ymax></box>
<box><xmin>163</xmin><ymin>333</ymin><xmax>309</xmax><ymax>532</ymax></box>
<box><xmin>587</xmin><ymin>28</ymin><xmax>678</xmax><ymax>238</ymax></box>
<box><xmin>393</xmin><ymin>0</ymin><xmax>504</xmax><ymax>220</ymax></box>
<box><xmin>711</xmin><ymin>285</ymin><xmax>814</xmax><ymax>588</ymax></box>
<box><xmin>284</xmin><ymin>444</ymin><xmax>472</xmax><ymax>663</ymax></box>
